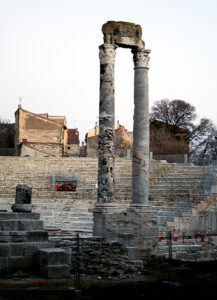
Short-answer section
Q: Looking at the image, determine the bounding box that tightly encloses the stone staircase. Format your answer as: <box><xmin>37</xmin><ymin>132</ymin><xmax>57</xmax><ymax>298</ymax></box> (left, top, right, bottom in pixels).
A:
<box><xmin>149</xmin><ymin>164</ymin><xmax>208</xmax><ymax>232</ymax></box>
<box><xmin>0</xmin><ymin>157</ymin><xmax>209</xmax><ymax>234</ymax></box>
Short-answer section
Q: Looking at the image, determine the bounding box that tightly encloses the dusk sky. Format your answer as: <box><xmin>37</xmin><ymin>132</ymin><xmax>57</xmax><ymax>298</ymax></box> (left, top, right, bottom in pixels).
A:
<box><xmin>0</xmin><ymin>0</ymin><xmax>217</xmax><ymax>142</ymax></box>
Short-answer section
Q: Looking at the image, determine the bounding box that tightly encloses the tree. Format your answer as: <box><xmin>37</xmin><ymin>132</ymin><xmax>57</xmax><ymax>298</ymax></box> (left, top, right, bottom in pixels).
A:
<box><xmin>0</xmin><ymin>118</ymin><xmax>14</xmax><ymax>148</ymax></box>
<box><xmin>0</xmin><ymin>118</ymin><xmax>10</xmax><ymax>130</ymax></box>
<box><xmin>150</xmin><ymin>99</ymin><xmax>217</xmax><ymax>165</ymax></box>
<box><xmin>190</xmin><ymin>119</ymin><xmax>217</xmax><ymax>165</ymax></box>
<box><xmin>150</xmin><ymin>99</ymin><xmax>196</xmax><ymax>129</ymax></box>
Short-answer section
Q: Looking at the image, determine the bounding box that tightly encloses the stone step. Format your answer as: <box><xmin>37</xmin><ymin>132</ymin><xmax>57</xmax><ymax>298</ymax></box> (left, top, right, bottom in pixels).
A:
<box><xmin>0</xmin><ymin>230</ymin><xmax>48</xmax><ymax>243</ymax></box>
<box><xmin>0</xmin><ymin>212</ymin><xmax>40</xmax><ymax>220</ymax></box>
<box><xmin>38</xmin><ymin>248</ymin><xmax>71</xmax><ymax>278</ymax></box>
<box><xmin>0</xmin><ymin>219</ymin><xmax>44</xmax><ymax>231</ymax></box>
<box><xmin>0</xmin><ymin>241</ymin><xmax>50</xmax><ymax>257</ymax></box>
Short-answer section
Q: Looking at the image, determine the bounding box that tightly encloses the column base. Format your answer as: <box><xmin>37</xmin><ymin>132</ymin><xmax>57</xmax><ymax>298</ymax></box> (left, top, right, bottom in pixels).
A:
<box><xmin>127</xmin><ymin>203</ymin><xmax>151</xmax><ymax>212</ymax></box>
<box><xmin>93</xmin><ymin>203</ymin><xmax>118</xmax><ymax>237</ymax></box>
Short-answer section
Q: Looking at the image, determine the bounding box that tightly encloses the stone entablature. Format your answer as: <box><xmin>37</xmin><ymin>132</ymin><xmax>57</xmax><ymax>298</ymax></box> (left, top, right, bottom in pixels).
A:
<box><xmin>102</xmin><ymin>21</ymin><xmax>144</xmax><ymax>49</ymax></box>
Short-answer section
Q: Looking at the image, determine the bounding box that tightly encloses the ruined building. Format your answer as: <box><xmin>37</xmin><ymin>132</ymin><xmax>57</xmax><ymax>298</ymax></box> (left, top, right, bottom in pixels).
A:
<box><xmin>15</xmin><ymin>106</ymin><xmax>68</xmax><ymax>157</ymax></box>
<box><xmin>67</xmin><ymin>128</ymin><xmax>80</xmax><ymax>156</ymax></box>
<box><xmin>85</xmin><ymin>120</ymin><xmax>189</xmax><ymax>157</ymax></box>
<box><xmin>85</xmin><ymin>122</ymin><xmax>133</xmax><ymax>157</ymax></box>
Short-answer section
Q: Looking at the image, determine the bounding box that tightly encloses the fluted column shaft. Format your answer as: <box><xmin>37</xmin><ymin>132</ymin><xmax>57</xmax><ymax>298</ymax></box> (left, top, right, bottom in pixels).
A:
<box><xmin>98</xmin><ymin>43</ymin><xmax>116</xmax><ymax>203</ymax></box>
<box><xmin>132</xmin><ymin>49</ymin><xmax>151</xmax><ymax>204</ymax></box>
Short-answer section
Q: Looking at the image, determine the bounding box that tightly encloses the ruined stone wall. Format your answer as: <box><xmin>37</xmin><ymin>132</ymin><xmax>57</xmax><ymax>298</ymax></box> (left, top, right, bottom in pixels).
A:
<box><xmin>67</xmin><ymin>143</ymin><xmax>79</xmax><ymax>156</ymax></box>
<box><xmin>86</xmin><ymin>135</ymin><xmax>98</xmax><ymax>157</ymax></box>
<box><xmin>86</xmin><ymin>121</ymin><xmax>189</xmax><ymax>157</ymax></box>
<box><xmin>86</xmin><ymin>126</ymin><xmax>133</xmax><ymax>157</ymax></box>
<box><xmin>50</xmin><ymin>236</ymin><xmax>144</xmax><ymax>279</ymax></box>
<box><xmin>21</xmin><ymin>143</ymin><xmax>63</xmax><ymax>157</ymax></box>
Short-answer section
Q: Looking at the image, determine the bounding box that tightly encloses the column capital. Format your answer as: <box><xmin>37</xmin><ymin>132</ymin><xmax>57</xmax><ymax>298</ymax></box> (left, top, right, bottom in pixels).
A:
<box><xmin>99</xmin><ymin>43</ymin><xmax>116</xmax><ymax>65</ymax></box>
<box><xmin>132</xmin><ymin>48</ymin><xmax>151</xmax><ymax>69</ymax></box>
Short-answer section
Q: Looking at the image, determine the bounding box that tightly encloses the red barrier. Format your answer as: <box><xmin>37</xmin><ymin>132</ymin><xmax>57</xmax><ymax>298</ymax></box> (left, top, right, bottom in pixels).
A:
<box><xmin>0</xmin><ymin>279</ymin><xmax>48</xmax><ymax>286</ymax></box>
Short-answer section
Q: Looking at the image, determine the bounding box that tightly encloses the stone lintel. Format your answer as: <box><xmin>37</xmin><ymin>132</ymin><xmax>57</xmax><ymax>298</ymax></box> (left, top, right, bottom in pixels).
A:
<box><xmin>102</xmin><ymin>21</ymin><xmax>145</xmax><ymax>49</ymax></box>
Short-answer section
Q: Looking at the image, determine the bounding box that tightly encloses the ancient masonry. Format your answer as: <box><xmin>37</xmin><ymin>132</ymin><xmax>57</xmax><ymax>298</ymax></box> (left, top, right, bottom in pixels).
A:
<box><xmin>93</xmin><ymin>21</ymin><xmax>158</xmax><ymax>256</ymax></box>
<box><xmin>0</xmin><ymin>185</ymin><xmax>71</xmax><ymax>278</ymax></box>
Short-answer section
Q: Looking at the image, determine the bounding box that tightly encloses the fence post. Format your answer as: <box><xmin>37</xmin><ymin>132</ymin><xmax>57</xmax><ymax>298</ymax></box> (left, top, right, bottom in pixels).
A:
<box><xmin>75</xmin><ymin>233</ymin><xmax>80</xmax><ymax>291</ymax></box>
<box><xmin>52</xmin><ymin>174</ymin><xmax>56</xmax><ymax>200</ymax></box>
<box><xmin>168</xmin><ymin>231</ymin><xmax>172</xmax><ymax>281</ymax></box>
<box><xmin>184</xmin><ymin>154</ymin><xmax>188</xmax><ymax>165</ymax></box>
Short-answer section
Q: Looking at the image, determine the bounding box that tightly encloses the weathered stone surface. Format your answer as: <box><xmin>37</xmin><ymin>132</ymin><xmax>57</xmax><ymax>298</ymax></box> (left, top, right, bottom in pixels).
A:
<box><xmin>125</xmin><ymin>247</ymin><xmax>139</xmax><ymax>259</ymax></box>
<box><xmin>15</xmin><ymin>185</ymin><xmax>32</xmax><ymax>204</ymax></box>
<box><xmin>50</xmin><ymin>236</ymin><xmax>144</xmax><ymax>279</ymax></box>
<box><xmin>38</xmin><ymin>248</ymin><xmax>71</xmax><ymax>278</ymax></box>
<box><xmin>38</xmin><ymin>248</ymin><xmax>71</xmax><ymax>265</ymax></box>
<box><xmin>98</xmin><ymin>43</ymin><xmax>116</xmax><ymax>203</ymax></box>
<box><xmin>11</xmin><ymin>204</ymin><xmax>32</xmax><ymax>213</ymax></box>
<box><xmin>132</xmin><ymin>50</ymin><xmax>150</xmax><ymax>204</ymax></box>
<box><xmin>102</xmin><ymin>21</ymin><xmax>144</xmax><ymax>49</ymax></box>
<box><xmin>44</xmin><ymin>264</ymin><xmax>70</xmax><ymax>279</ymax></box>
<box><xmin>0</xmin><ymin>220</ymin><xmax>43</xmax><ymax>231</ymax></box>
<box><xmin>0</xmin><ymin>212</ymin><xmax>40</xmax><ymax>220</ymax></box>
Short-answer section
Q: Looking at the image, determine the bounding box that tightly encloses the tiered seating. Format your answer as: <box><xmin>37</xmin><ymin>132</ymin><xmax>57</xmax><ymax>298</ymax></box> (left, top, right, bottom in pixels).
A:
<box><xmin>0</xmin><ymin>157</ymin><xmax>209</xmax><ymax>234</ymax></box>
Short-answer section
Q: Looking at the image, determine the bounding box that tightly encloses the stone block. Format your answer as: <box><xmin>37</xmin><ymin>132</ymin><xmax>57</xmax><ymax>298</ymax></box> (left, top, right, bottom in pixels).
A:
<box><xmin>43</xmin><ymin>264</ymin><xmax>70</xmax><ymax>279</ymax></box>
<box><xmin>0</xmin><ymin>232</ymin><xmax>11</xmax><ymax>243</ymax></box>
<box><xmin>0</xmin><ymin>212</ymin><xmax>40</xmax><ymax>220</ymax></box>
<box><xmin>125</xmin><ymin>247</ymin><xmax>139</xmax><ymax>259</ymax></box>
<box><xmin>10</xmin><ymin>243</ymin><xmax>24</xmax><ymax>256</ymax></box>
<box><xmin>7</xmin><ymin>256</ymin><xmax>33</xmax><ymax>270</ymax></box>
<box><xmin>11</xmin><ymin>204</ymin><xmax>32</xmax><ymax>213</ymax></box>
<box><xmin>15</xmin><ymin>185</ymin><xmax>32</xmax><ymax>204</ymax></box>
<box><xmin>118</xmin><ymin>232</ymin><xmax>134</xmax><ymax>247</ymax></box>
<box><xmin>0</xmin><ymin>220</ymin><xmax>43</xmax><ymax>231</ymax></box>
<box><xmin>0</xmin><ymin>244</ymin><xmax>11</xmax><ymax>257</ymax></box>
<box><xmin>0</xmin><ymin>257</ymin><xmax>8</xmax><ymax>271</ymax></box>
<box><xmin>38</xmin><ymin>248</ymin><xmax>71</xmax><ymax>278</ymax></box>
<box><xmin>38</xmin><ymin>248</ymin><xmax>71</xmax><ymax>266</ymax></box>
<box><xmin>27</xmin><ymin>231</ymin><xmax>48</xmax><ymax>242</ymax></box>
<box><xmin>11</xmin><ymin>232</ymin><xmax>27</xmax><ymax>242</ymax></box>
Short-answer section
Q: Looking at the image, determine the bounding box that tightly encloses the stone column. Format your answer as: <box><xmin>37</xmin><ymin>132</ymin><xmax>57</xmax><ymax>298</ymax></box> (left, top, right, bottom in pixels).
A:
<box><xmin>98</xmin><ymin>43</ymin><xmax>116</xmax><ymax>203</ymax></box>
<box><xmin>93</xmin><ymin>43</ymin><xmax>116</xmax><ymax>236</ymax></box>
<box><xmin>132</xmin><ymin>48</ymin><xmax>151</xmax><ymax>205</ymax></box>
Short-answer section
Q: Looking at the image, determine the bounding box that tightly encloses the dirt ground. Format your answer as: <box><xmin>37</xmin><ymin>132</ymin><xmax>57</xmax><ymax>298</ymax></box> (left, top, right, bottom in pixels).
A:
<box><xmin>1</xmin><ymin>258</ymin><xmax>217</xmax><ymax>299</ymax></box>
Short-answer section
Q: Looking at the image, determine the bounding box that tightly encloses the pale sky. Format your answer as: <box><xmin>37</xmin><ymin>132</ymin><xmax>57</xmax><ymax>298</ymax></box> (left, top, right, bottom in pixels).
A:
<box><xmin>0</xmin><ymin>0</ymin><xmax>217</xmax><ymax>142</ymax></box>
